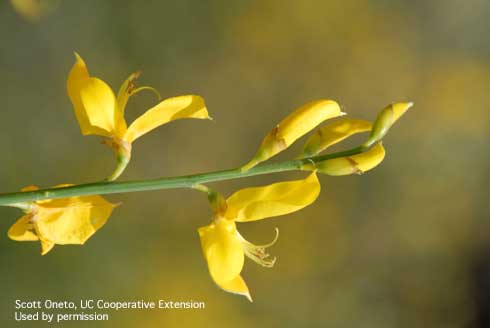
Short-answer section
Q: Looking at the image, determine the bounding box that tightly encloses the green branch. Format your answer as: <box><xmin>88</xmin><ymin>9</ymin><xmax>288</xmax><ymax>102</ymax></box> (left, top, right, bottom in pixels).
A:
<box><xmin>0</xmin><ymin>146</ymin><xmax>365</xmax><ymax>206</ymax></box>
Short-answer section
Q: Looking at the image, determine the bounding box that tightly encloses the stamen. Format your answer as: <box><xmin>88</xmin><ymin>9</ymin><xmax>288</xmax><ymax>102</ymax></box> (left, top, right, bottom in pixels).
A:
<box><xmin>239</xmin><ymin>228</ymin><xmax>279</xmax><ymax>268</ymax></box>
<box><xmin>131</xmin><ymin>86</ymin><xmax>161</xmax><ymax>100</ymax></box>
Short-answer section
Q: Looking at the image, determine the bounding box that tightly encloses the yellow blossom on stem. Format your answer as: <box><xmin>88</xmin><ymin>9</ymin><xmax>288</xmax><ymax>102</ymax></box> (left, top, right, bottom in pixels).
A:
<box><xmin>7</xmin><ymin>185</ymin><xmax>117</xmax><ymax>255</ymax></box>
<box><xmin>67</xmin><ymin>53</ymin><xmax>211</xmax><ymax>180</ymax></box>
<box><xmin>196</xmin><ymin>172</ymin><xmax>321</xmax><ymax>301</ymax></box>
<box><xmin>241</xmin><ymin>100</ymin><xmax>344</xmax><ymax>171</ymax></box>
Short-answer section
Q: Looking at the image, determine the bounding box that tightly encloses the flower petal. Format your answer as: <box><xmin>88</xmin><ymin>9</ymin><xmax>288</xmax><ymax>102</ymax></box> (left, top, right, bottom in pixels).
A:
<box><xmin>216</xmin><ymin>275</ymin><xmax>253</xmax><ymax>302</ymax></box>
<box><xmin>198</xmin><ymin>219</ymin><xmax>244</xmax><ymax>285</ymax></box>
<box><xmin>242</xmin><ymin>100</ymin><xmax>344</xmax><ymax>170</ymax></box>
<box><xmin>35</xmin><ymin>195</ymin><xmax>116</xmax><ymax>245</ymax></box>
<box><xmin>8</xmin><ymin>214</ymin><xmax>38</xmax><ymax>241</ymax></box>
<box><xmin>124</xmin><ymin>95</ymin><xmax>210</xmax><ymax>143</ymax></box>
<box><xmin>226</xmin><ymin>172</ymin><xmax>321</xmax><ymax>222</ymax></box>
<box><xmin>301</xmin><ymin>119</ymin><xmax>372</xmax><ymax>158</ymax></box>
<box><xmin>38</xmin><ymin>235</ymin><xmax>55</xmax><ymax>255</ymax></box>
<box><xmin>278</xmin><ymin>100</ymin><xmax>344</xmax><ymax>145</ymax></box>
<box><xmin>67</xmin><ymin>53</ymin><xmax>126</xmax><ymax>137</ymax></box>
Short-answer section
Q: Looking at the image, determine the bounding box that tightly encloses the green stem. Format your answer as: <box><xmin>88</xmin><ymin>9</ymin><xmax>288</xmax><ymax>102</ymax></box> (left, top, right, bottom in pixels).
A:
<box><xmin>0</xmin><ymin>146</ymin><xmax>365</xmax><ymax>206</ymax></box>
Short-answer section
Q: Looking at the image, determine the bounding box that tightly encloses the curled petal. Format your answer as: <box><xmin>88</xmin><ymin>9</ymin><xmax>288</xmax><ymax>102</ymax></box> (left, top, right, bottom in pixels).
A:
<box><xmin>198</xmin><ymin>219</ymin><xmax>244</xmax><ymax>285</ymax></box>
<box><xmin>305</xmin><ymin>143</ymin><xmax>386</xmax><ymax>176</ymax></box>
<box><xmin>124</xmin><ymin>95</ymin><xmax>210</xmax><ymax>143</ymax></box>
<box><xmin>301</xmin><ymin>119</ymin><xmax>372</xmax><ymax>158</ymax></box>
<box><xmin>225</xmin><ymin>172</ymin><xmax>320</xmax><ymax>222</ymax></box>
<box><xmin>67</xmin><ymin>53</ymin><xmax>126</xmax><ymax>138</ymax></box>
<box><xmin>216</xmin><ymin>275</ymin><xmax>253</xmax><ymax>302</ymax></box>
<box><xmin>242</xmin><ymin>100</ymin><xmax>344</xmax><ymax>170</ymax></box>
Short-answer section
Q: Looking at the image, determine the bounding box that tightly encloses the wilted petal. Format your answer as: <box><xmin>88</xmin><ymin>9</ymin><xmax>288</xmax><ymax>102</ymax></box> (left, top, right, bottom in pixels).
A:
<box><xmin>301</xmin><ymin>119</ymin><xmax>372</xmax><ymax>158</ymax></box>
<box><xmin>124</xmin><ymin>95</ymin><xmax>210</xmax><ymax>143</ymax></box>
<box><xmin>225</xmin><ymin>172</ymin><xmax>320</xmax><ymax>222</ymax></box>
<box><xmin>198</xmin><ymin>219</ymin><xmax>244</xmax><ymax>285</ymax></box>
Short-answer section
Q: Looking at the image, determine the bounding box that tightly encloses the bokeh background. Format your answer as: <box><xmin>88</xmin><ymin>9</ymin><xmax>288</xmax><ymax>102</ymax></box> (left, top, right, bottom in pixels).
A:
<box><xmin>0</xmin><ymin>0</ymin><xmax>489</xmax><ymax>327</ymax></box>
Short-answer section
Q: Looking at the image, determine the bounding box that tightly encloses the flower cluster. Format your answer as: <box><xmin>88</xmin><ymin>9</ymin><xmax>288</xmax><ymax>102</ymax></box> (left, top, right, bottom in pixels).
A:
<box><xmin>8</xmin><ymin>53</ymin><xmax>210</xmax><ymax>253</ymax></box>
<box><xmin>195</xmin><ymin>100</ymin><xmax>411</xmax><ymax>300</ymax></box>
<box><xmin>5</xmin><ymin>54</ymin><xmax>411</xmax><ymax>301</ymax></box>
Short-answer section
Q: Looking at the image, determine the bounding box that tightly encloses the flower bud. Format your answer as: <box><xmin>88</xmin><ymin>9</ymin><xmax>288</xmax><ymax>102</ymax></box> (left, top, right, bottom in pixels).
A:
<box><xmin>363</xmin><ymin>102</ymin><xmax>412</xmax><ymax>148</ymax></box>
<box><xmin>300</xmin><ymin>119</ymin><xmax>372</xmax><ymax>158</ymax></box>
<box><xmin>242</xmin><ymin>100</ymin><xmax>344</xmax><ymax>171</ymax></box>
<box><xmin>302</xmin><ymin>143</ymin><xmax>385</xmax><ymax>176</ymax></box>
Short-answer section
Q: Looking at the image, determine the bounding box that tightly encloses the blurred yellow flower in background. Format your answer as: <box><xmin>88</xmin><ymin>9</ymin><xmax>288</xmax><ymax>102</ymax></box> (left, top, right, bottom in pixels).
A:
<box><xmin>67</xmin><ymin>53</ymin><xmax>211</xmax><ymax>180</ymax></box>
<box><xmin>7</xmin><ymin>185</ymin><xmax>116</xmax><ymax>255</ymax></box>
<box><xmin>10</xmin><ymin>0</ymin><xmax>60</xmax><ymax>23</ymax></box>
<box><xmin>197</xmin><ymin>172</ymin><xmax>320</xmax><ymax>301</ymax></box>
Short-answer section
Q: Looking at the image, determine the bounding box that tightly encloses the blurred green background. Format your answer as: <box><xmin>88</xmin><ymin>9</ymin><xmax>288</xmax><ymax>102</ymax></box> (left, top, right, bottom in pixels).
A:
<box><xmin>0</xmin><ymin>0</ymin><xmax>489</xmax><ymax>327</ymax></box>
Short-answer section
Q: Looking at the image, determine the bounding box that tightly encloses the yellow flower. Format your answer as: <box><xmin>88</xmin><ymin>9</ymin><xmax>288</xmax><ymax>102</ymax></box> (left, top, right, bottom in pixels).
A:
<box><xmin>197</xmin><ymin>172</ymin><xmax>320</xmax><ymax>301</ymax></box>
<box><xmin>241</xmin><ymin>100</ymin><xmax>344</xmax><ymax>171</ymax></box>
<box><xmin>7</xmin><ymin>185</ymin><xmax>116</xmax><ymax>255</ymax></box>
<box><xmin>67</xmin><ymin>53</ymin><xmax>211</xmax><ymax>180</ymax></box>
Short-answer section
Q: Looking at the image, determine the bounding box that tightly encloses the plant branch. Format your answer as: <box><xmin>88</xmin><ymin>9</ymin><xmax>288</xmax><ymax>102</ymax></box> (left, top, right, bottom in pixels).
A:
<box><xmin>0</xmin><ymin>146</ymin><xmax>365</xmax><ymax>206</ymax></box>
